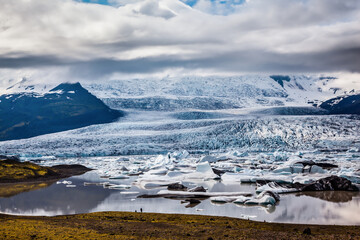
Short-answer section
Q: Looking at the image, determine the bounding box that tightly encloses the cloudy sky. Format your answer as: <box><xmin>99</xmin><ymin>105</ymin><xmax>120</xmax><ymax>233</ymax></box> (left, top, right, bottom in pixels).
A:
<box><xmin>0</xmin><ymin>0</ymin><xmax>360</xmax><ymax>85</ymax></box>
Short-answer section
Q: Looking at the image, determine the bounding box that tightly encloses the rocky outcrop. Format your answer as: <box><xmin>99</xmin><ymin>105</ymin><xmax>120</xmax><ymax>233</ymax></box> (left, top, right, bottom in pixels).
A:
<box><xmin>320</xmin><ymin>94</ymin><xmax>360</xmax><ymax>114</ymax></box>
<box><xmin>188</xmin><ymin>186</ymin><xmax>206</xmax><ymax>192</ymax></box>
<box><xmin>257</xmin><ymin>176</ymin><xmax>359</xmax><ymax>194</ymax></box>
<box><xmin>302</xmin><ymin>176</ymin><xmax>358</xmax><ymax>191</ymax></box>
<box><xmin>167</xmin><ymin>183</ymin><xmax>188</xmax><ymax>191</ymax></box>
<box><xmin>0</xmin><ymin>158</ymin><xmax>92</xmax><ymax>183</ymax></box>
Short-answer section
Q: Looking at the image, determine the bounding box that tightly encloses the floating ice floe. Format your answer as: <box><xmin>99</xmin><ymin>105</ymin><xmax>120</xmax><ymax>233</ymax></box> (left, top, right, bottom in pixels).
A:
<box><xmin>256</xmin><ymin>182</ymin><xmax>299</xmax><ymax>194</ymax></box>
<box><xmin>170</xmin><ymin>150</ymin><xmax>189</xmax><ymax>160</ymax></box>
<box><xmin>57</xmin><ymin>180</ymin><xmax>72</xmax><ymax>185</ymax></box>
<box><xmin>120</xmin><ymin>191</ymin><xmax>139</xmax><ymax>195</ymax></box>
<box><xmin>199</xmin><ymin>155</ymin><xmax>227</xmax><ymax>163</ymax></box>
<box><xmin>138</xmin><ymin>190</ymin><xmax>252</xmax><ymax>198</ymax></box>
<box><xmin>292</xmin><ymin>173</ymin><xmax>329</xmax><ymax>184</ymax></box>
<box><xmin>210</xmin><ymin>191</ymin><xmax>280</xmax><ymax>206</ymax></box>
<box><xmin>194</xmin><ymin>162</ymin><xmax>219</xmax><ymax>180</ymax></box>
<box><xmin>242</xmin><ymin>191</ymin><xmax>279</xmax><ymax>206</ymax></box>
<box><xmin>233</xmin><ymin>196</ymin><xmax>253</xmax><ymax>204</ymax></box>
<box><xmin>146</xmin><ymin>168</ymin><xmax>168</xmax><ymax>176</ymax></box>
<box><xmin>210</xmin><ymin>196</ymin><xmax>245</xmax><ymax>203</ymax></box>
<box><xmin>109</xmin><ymin>175</ymin><xmax>129</xmax><ymax>179</ymax></box>
<box><xmin>199</xmin><ymin>155</ymin><xmax>218</xmax><ymax>163</ymax></box>
<box><xmin>136</xmin><ymin>161</ymin><xmax>220</xmax><ymax>186</ymax></box>
<box><xmin>108</xmin><ymin>184</ymin><xmax>131</xmax><ymax>190</ymax></box>
<box><xmin>256</xmin><ymin>176</ymin><xmax>359</xmax><ymax>194</ymax></box>
<box><xmin>221</xmin><ymin>172</ymin><xmax>293</xmax><ymax>184</ymax></box>
<box><xmin>273</xmin><ymin>164</ymin><xmax>303</xmax><ymax>174</ymax></box>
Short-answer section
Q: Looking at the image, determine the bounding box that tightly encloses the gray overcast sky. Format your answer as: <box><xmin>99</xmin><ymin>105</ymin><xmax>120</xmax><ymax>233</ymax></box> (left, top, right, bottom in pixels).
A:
<box><xmin>0</xmin><ymin>0</ymin><xmax>360</xmax><ymax>85</ymax></box>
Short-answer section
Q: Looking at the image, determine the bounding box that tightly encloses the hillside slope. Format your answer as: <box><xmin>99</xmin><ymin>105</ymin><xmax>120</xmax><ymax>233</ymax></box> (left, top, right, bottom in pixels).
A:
<box><xmin>0</xmin><ymin>83</ymin><xmax>124</xmax><ymax>141</ymax></box>
<box><xmin>320</xmin><ymin>94</ymin><xmax>360</xmax><ymax>114</ymax></box>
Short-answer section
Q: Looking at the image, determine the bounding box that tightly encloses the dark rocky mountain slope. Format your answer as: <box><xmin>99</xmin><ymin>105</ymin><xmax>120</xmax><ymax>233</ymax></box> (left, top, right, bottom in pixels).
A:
<box><xmin>320</xmin><ymin>94</ymin><xmax>360</xmax><ymax>114</ymax></box>
<box><xmin>0</xmin><ymin>82</ymin><xmax>124</xmax><ymax>141</ymax></box>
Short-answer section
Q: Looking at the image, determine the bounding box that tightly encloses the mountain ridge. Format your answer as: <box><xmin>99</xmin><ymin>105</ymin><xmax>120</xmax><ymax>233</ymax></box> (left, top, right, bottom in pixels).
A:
<box><xmin>0</xmin><ymin>82</ymin><xmax>124</xmax><ymax>141</ymax></box>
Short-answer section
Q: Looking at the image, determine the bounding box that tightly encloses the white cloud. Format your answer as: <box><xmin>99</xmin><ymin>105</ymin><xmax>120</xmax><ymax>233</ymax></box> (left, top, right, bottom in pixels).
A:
<box><xmin>0</xmin><ymin>0</ymin><xmax>359</xmax><ymax>83</ymax></box>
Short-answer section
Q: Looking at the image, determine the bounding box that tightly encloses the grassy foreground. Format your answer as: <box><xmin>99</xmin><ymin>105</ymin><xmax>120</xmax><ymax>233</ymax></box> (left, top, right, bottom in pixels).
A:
<box><xmin>0</xmin><ymin>212</ymin><xmax>359</xmax><ymax>239</ymax></box>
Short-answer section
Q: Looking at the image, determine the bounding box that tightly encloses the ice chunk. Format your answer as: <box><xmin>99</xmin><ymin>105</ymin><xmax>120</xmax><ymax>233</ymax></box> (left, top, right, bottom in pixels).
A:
<box><xmin>57</xmin><ymin>180</ymin><xmax>72</xmax><ymax>185</ymax></box>
<box><xmin>199</xmin><ymin>155</ymin><xmax>218</xmax><ymax>163</ymax></box>
<box><xmin>170</xmin><ymin>150</ymin><xmax>189</xmax><ymax>160</ymax></box>
<box><xmin>233</xmin><ymin>196</ymin><xmax>252</xmax><ymax>204</ymax></box>
<box><xmin>146</xmin><ymin>168</ymin><xmax>168</xmax><ymax>175</ymax></box>
<box><xmin>273</xmin><ymin>151</ymin><xmax>289</xmax><ymax>162</ymax></box>
<box><xmin>338</xmin><ymin>174</ymin><xmax>360</xmax><ymax>184</ymax></box>
<box><xmin>221</xmin><ymin>172</ymin><xmax>292</xmax><ymax>184</ymax></box>
<box><xmin>348</xmin><ymin>147</ymin><xmax>359</xmax><ymax>153</ymax></box>
<box><xmin>210</xmin><ymin>196</ymin><xmax>242</xmax><ymax>203</ymax></box>
<box><xmin>234</xmin><ymin>191</ymin><xmax>279</xmax><ymax>206</ymax></box>
<box><xmin>195</xmin><ymin>162</ymin><xmax>219</xmax><ymax>179</ymax></box>
<box><xmin>188</xmin><ymin>186</ymin><xmax>206</xmax><ymax>192</ymax></box>
<box><xmin>109</xmin><ymin>175</ymin><xmax>129</xmax><ymax>179</ymax></box>
<box><xmin>310</xmin><ymin>165</ymin><xmax>326</xmax><ymax>174</ymax></box>
<box><xmin>273</xmin><ymin>164</ymin><xmax>303</xmax><ymax>174</ymax></box>
<box><xmin>232</xmin><ymin>151</ymin><xmax>249</xmax><ymax>157</ymax></box>
<box><xmin>244</xmin><ymin>192</ymin><xmax>278</xmax><ymax>206</ymax></box>
<box><xmin>256</xmin><ymin>182</ymin><xmax>299</xmax><ymax>194</ymax></box>
<box><xmin>139</xmin><ymin>190</ymin><xmax>252</xmax><ymax>198</ymax></box>
<box><xmin>108</xmin><ymin>184</ymin><xmax>131</xmax><ymax>190</ymax></box>
<box><xmin>166</xmin><ymin>171</ymin><xmax>184</xmax><ymax>178</ymax></box>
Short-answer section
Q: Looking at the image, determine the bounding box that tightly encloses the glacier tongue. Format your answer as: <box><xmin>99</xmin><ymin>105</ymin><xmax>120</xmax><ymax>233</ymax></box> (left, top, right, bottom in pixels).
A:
<box><xmin>0</xmin><ymin>113</ymin><xmax>359</xmax><ymax>157</ymax></box>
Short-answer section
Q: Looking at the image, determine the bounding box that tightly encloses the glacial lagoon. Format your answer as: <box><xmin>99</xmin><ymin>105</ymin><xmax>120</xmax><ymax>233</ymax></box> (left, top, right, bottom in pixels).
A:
<box><xmin>1</xmin><ymin>151</ymin><xmax>360</xmax><ymax>225</ymax></box>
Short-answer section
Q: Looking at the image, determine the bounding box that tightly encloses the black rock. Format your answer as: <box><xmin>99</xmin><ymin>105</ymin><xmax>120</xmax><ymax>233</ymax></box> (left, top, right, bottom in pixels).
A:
<box><xmin>301</xmin><ymin>176</ymin><xmax>358</xmax><ymax>192</ymax></box>
<box><xmin>320</xmin><ymin>94</ymin><xmax>360</xmax><ymax>114</ymax></box>
<box><xmin>167</xmin><ymin>183</ymin><xmax>188</xmax><ymax>191</ymax></box>
<box><xmin>257</xmin><ymin>176</ymin><xmax>359</xmax><ymax>194</ymax></box>
<box><xmin>296</xmin><ymin>160</ymin><xmax>338</xmax><ymax>170</ymax></box>
<box><xmin>315</xmin><ymin>162</ymin><xmax>338</xmax><ymax>169</ymax></box>
<box><xmin>303</xmin><ymin>227</ymin><xmax>311</xmax><ymax>235</ymax></box>
<box><xmin>188</xmin><ymin>186</ymin><xmax>207</xmax><ymax>192</ymax></box>
<box><xmin>212</xmin><ymin>168</ymin><xmax>226</xmax><ymax>176</ymax></box>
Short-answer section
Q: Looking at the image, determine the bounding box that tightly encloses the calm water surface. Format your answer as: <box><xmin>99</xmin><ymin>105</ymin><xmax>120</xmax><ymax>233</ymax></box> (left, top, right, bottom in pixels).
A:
<box><xmin>1</xmin><ymin>172</ymin><xmax>360</xmax><ymax>225</ymax></box>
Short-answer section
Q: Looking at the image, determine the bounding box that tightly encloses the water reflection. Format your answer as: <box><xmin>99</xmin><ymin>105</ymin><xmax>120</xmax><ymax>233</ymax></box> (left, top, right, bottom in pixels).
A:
<box><xmin>0</xmin><ymin>172</ymin><xmax>360</xmax><ymax>225</ymax></box>
<box><xmin>295</xmin><ymin>191</ymin><xmax>358</xmax><ymax>203</ymax></box>
<box><xmin>0</xmin><ymin>181</ymin><xmax>55</xmax><ymax>198</ymax></box>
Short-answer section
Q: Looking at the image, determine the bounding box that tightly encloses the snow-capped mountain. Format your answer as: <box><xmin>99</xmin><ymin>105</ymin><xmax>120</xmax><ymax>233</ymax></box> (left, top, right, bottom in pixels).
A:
<box><xmin>82</xmin><ymin>75</ymin><xmax>350</xmax><ymax>111</ymax></box>
<box><xmin>2</xmin><ymin>77</ymin><xmax>57</xmax><ymax>95</ymax></box>
<box><xmin>1</xmin><ymin>75</ymin><xmax>351</xmax><ymax>111</ymax></box>
<box><xmin>1</xmin><ymin>74</ymin><xmax>359</xmax><ymax>156</ymax></box>
<box><xmin>320</xmin><ymin>94</ymin><xmax>360</xmax><ymax>114</ymax></box>
<box><xmin>0</xmin><ymin>82</ymin><xmax>123</xmax><ymax>141</ymax></box>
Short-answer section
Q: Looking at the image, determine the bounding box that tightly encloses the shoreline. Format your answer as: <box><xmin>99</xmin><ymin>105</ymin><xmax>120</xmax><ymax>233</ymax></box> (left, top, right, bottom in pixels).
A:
<box><xmin>0</xmin><ymin>211</ymin><xmax>359</xmax><ymax>239</ymax></box>
<box><xmin>0</xmin><ymin>159</ymin><xmax>92</xmax><ymax>184</ymax></box>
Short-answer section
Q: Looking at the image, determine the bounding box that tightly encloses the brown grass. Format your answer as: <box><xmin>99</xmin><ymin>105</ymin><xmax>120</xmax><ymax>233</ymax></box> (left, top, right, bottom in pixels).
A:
<box><xmin>0</xmin><ymin>212</ymin><xmax>359</xmax><ymax>239</ymax></box>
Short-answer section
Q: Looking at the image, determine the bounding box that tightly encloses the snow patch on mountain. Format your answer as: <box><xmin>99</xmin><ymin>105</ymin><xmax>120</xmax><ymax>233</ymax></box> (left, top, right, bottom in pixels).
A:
<box><xmin>81</xmin><ymin>75</ymin><xmax>347</xmax><ymax>110</ymax></box>
<box><xmin>0</xmin><ymin>75</ymin><xmax>348</xmax><ymax>111</ymax></box>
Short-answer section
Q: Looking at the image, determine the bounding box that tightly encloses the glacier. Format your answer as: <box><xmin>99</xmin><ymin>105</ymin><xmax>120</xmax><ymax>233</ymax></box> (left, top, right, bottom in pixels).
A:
<box><xmin>0</xmin><ymin>74</ymin><xmax>359</xmax><ymax>157</ymax></box>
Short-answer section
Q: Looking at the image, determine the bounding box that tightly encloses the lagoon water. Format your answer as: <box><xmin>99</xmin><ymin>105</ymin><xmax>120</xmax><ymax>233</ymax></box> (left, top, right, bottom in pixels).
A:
<box><xmin>1</xmin><ymin>172</ymin><xmax>360</xmax><ymax>225</ymax></box>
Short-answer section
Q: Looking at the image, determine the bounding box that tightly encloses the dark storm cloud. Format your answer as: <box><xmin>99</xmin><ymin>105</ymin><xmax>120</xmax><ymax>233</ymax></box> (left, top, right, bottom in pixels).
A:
<box><xmin>64</xmin><ymin>45</ymin><xmax>360</xmax><ymax>79</ymax></box>
<box><xmin>0</xmin><ymin>55</ymin><xmax>67</xmax><ymax>68</ymax></box>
